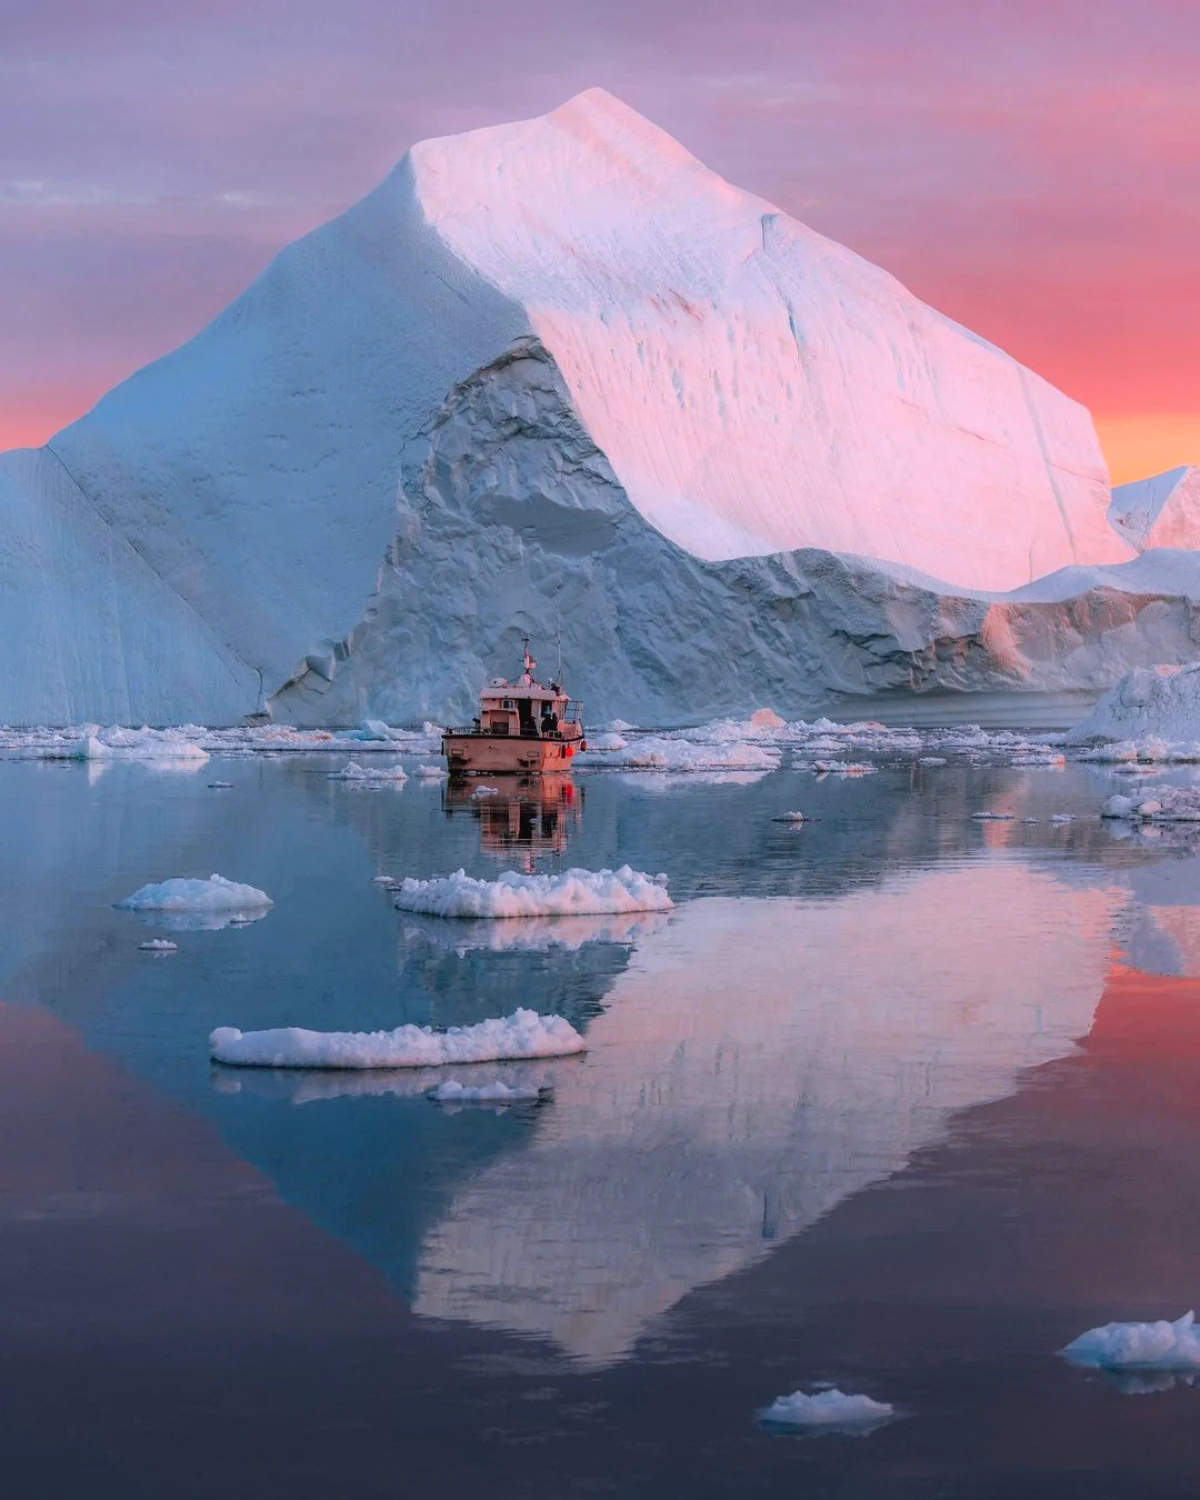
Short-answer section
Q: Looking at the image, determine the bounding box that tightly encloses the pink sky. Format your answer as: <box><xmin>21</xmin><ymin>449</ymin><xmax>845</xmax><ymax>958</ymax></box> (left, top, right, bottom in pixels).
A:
<box><xmin>2</xmin><ymin>0</ymin><xmax>1197</xmax><ymax>481</ymax></box>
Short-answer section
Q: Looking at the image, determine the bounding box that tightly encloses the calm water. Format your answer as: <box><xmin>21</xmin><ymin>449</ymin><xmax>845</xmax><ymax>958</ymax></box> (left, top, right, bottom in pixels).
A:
<box><xmin>3</xmin><ymin>753</ymin><xmax>1200</xmax><ymax>1497</ymax></box>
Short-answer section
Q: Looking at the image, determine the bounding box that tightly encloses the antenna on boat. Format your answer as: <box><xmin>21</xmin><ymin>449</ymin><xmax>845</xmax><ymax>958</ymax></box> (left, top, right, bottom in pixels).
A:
<box><xmin>521</xmin><ymin>634</ymin><xmax>535</xmax><ymax>683</ymax></box>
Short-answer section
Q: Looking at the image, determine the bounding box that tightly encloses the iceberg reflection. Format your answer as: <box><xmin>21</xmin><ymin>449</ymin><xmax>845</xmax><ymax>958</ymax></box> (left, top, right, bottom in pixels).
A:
<box><xmin>414</xmin><ymin>862</ymin><xmax>1115</xmax><ymax>1364</ymax></box>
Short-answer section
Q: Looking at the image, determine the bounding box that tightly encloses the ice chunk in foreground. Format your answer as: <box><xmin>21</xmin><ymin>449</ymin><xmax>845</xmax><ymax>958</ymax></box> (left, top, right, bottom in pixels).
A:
<box><xmin>429</xmin><ymin>1078</ymin><xmax>549</xmax><ymax>1103</ymax></box>
<box><xmin>1064</xmin><ymin>1311</ymin><xmax>1200</xmax><ymax>1370</ymax></box>
<box><xmin>759</xmin><ymin>1388</ymin><xmax>896</xmax><ymax>1431</ymax></box>
<box><xmin>327</xmin><ymin>761</ymin><xmax>408</xmax><ymax>781</ymax></box>
<box><xmin>210</xmin><ymin>1007</ymin><xmax>585</xmax><ymax>1069</ymax></box>
<box><xmin>393</xmin><ymin>865</ymin><xmax>673</xmax><ymax>919</ymax></box>
<box><xmin>118</xmin><ymin>874</ymin><xmax>273</xmax><ymax>912</ymax></box>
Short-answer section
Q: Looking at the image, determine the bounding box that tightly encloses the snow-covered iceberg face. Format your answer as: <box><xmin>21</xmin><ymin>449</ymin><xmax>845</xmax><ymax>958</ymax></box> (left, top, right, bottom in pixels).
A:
<box><xmin>0</xmin><ymin>88</ymin><xmax>1166</xmax><ymax>731</ymax></box>
<box><xmin>1109</xmin><ymin>467</ymin><xmax>1200</xmax><ymax>552</ymax></box>
<box><xmin>410</xmin><ymin>89</ymin><xmax>1121</xmax><ymax>584</ymax></box>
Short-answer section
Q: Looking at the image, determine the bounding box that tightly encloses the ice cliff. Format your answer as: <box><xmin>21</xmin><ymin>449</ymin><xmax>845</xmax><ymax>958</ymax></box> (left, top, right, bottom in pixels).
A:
<box><xmin>1109</xmin><ymin>467</ymin><xmax>1200</xmax><ymax>553</ymax></box>
<box><xmin>2</xmin><ymin>87</ymin><xmax>1196</xmax><ymax>727</ymax></box>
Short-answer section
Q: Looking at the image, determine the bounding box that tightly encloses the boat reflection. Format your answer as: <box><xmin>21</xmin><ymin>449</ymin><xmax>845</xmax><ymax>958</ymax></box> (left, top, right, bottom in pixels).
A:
<box><xmin>443</xmin><ymin>775</ymin><xmax>582</xmax><ymax>866</ymax></box>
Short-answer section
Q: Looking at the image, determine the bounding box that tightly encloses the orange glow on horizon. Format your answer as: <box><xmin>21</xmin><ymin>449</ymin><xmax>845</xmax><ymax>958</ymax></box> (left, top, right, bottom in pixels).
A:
<box><xmin>1095</xmin><ymin>413</ymin><xmax>1200</xmax><ymax>487</ymax></box>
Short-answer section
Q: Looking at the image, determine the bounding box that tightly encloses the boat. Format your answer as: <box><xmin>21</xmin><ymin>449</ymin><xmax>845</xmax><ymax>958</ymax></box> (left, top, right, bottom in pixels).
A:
<box><xmin>442</xmin><ymin>640</ymin><xmax>586</xmax><ymax>776</ymax></box>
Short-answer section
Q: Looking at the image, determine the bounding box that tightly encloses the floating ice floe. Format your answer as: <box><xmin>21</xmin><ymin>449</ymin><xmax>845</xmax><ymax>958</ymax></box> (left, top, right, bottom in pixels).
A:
<box><xmin>577</xmin><ymin>736</ymin><xmax>781</xmax><ymax>773</ymax></box>
<box><xmin>759</xmin><ymin>1388</ymin><xmax>896</xmax><ymax>1431</ymax></box>
<box><xmin>918</xmin><ymin>756</ymin><xmax>947</xmax><ymax>766</ymax></box>
<box><xmin>471</xmin><ymin>784</ymin><xmax>500</xmax><ymax>798</ymax></box>
<box><xmin>138</xmin><ymin>938</ymin><xmax>178</xmax><ymax>953</ymax></box>
<box><xmin>1064</xmin><ymin>1311</ymin><xmax>1200</xmax><ymax>1370</ymax></box>
<box><xmin>209</xmin><ymin>1007</ymin><xmax>585</xmax><ymax>1069</ymax></box>
<box><xmin>392</xmin><ymin>865</ymin><xmax>673</xmax><ymax>919</ymax></box>
<box><xmin>416</xmin><ymin>764</ymin><xmax>447</xmax><ymax>778</ymax></box>
<box><xmin>1101</xmin><ymin>787</ymin><xmax>1200</xmax><ymax>823</ymax></box>
<box><xmin>208</xmin><ymin>780</ymin><xmax>233</xmax><ymax>788</ymax></box>
<box><xmin>972</xmin><ymin>811</ymin><xmax>1015</xmax><ymax>821</ymax></box>
<box><xmin>803</xmin><ymin>760</ymin><xmax>876</xmax><ymax>776</ymax></box>
<box><xmin>327</xmin><ymin>760</ymin><xmax>408</xmax><ymax>781</ymax></box>
<box><xmin>118</xmin><ymin>874</ymin><xmax>273</xmax><ymax>912</ymax></box>
<box><xmin>428</xmin><ymin>1078</ymin><xmax>550</xmax><ymax>1103</ymax></box>
<box><xmin>117</xmin><ymin>878</ymin><xmax>273</xmax><ymax>937</ymax></box>
<box><xmin>67</xmin><ymin>726</ymin><xmax>210</xmax><ymax>764</ymax></box>
<box><xmin>584</xmin><ymin>731</ymin><xmax>628</xmax><ymax>752</ymax></box>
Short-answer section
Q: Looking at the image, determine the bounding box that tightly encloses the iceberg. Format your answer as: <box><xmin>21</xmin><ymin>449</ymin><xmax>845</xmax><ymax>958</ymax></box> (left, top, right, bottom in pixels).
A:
<box><xmin>117</xmin><ymin>874</ymin><xmax>273</xmax><ymax>913</ymax></box>
<box><xmin>327</xmin><ymin>760</ymin><xmax>409</xmax><ymax>782</ymax></box>
<box><xmin>759</xmin><ymin>1388</ymin><xmax>896</xmax><ymax>1431</ymax></box>
<box><xmin>1064</xmin><ymin>1311</ymin><xmax>1200</xmax><ymax>1371</ymax></box>
<box><xmin>1109</xmin><ymin>467</ymin><xmax>1200</xmax><ymax>553</ymax></box>
<box><xmin>5</xmin><ymin>89</ymin><xmax>1188</xmax><ymax>730</ymax></box>
<box><xmin>209</xmin><ymin>1008</ymin><xmax>585</xmax><ymax>1069</ymax></box>
<box><xmin>1068</xmin><ymin>664</ymin><xmax>1200</xmax><ymax>755</ymax></box>
<box><xmin>391</xmin><ymin>865</ymin><xmax>673</xmax><ymax>919</ymax></box>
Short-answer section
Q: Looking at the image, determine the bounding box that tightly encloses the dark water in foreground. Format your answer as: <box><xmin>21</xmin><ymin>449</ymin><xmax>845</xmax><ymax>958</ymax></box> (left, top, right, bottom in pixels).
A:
<box><xmin>3</xmin><ymin>753</ymin><xmax>1200</xmax><ymax>1497</ymax></box>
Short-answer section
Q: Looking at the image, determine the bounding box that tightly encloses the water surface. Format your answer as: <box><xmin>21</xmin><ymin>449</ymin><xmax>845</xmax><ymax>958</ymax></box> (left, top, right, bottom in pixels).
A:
<box><xmin>3</xmin><ymin>754</ymin><xmax>1200</xmax><ymax>1497</ymax></box>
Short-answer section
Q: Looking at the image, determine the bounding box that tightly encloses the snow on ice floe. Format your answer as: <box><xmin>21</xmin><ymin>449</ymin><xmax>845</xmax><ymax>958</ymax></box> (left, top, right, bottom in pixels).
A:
<box><xmin>327</xmin><ymin>760</ymin><xmax>408</xmax><ymax>782</ymax></box>
<box><xmin>759</xmin><ymin>1388</ymin><xmax>896</xmax><ymax>1432</ymax></box>
<box><xmin>68</xmin><ymin>727</ymin><xmax>210</xmax><ymax>764</ymax></box>
<box><xmin>209</xmin><ymin>1007</ymin><xmax>585</xmax><ymax>1069</ymax></box>
<box><xmin>138</xmin><ymin>938</ymin><xmax>178</xmax><ymax>953</ymax></box>
<box><xmin>393</xmin><ymin>866</ymin><xmax>673</xmax><ymax>920</ymax></box>
<box><xmin>416</xmin><ymin>763</ymin><xmax>447</xmax><ymax>778</ymax></box>
<box><xmin>576</xmin><ymin>736</ymin><xmax>781</xmax><ymax>773</ymax></box>
<box><xmin>429</xmin><ymin>1078</ymin><xmax>550</xmax><ymax>1104</ymax></box>
<box><xmin>1101</xmin><ymin>787</ymin><xmax>1200</xmax><ymax>823</ymax></box>
<box><xmin>118</xmin><ymin>874</ymin><xmax>273</xmax><ymax>913</ymax></box>
<box><xmin>1064</xmin><ymin>1311</ymin><xmax>1200</xmax><ymax>1370</ymax></box>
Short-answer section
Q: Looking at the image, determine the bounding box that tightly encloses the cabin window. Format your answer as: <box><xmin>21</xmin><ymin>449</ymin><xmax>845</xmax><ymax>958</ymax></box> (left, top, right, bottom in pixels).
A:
<box><xmin>502</xmin><ymin>698</ymin><xmax>515</xmax><ymax>710</ymax></box>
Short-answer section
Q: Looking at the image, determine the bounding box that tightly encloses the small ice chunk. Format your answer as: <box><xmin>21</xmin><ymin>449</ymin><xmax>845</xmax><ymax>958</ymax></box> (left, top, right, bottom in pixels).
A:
<box><xmin>749</xmin><ymin>708</ymin><xmax>786</xmax><ymax>730</ymax></box>
<box><xmin>918</xmin><ymin>756</ymin><xmax>947</xmax><ymax>766</ymax></box>
<box><xmin>428</xmin><ymin>1078</ymin><xmax>549</xmax><ymax>1103</ymax></box>
<box><xmin>138</xmin><ymin>938</ymin><xmax>178</xmax><ymax>953</ymax></box>
<box><xmin>118</xmin><ymin>874</ymin><xmax>273</xmax><ymax>912</ymax></box>
<box><xmin>607</xmin><ymin>719</ymin><xmax>636</xmax><ymax>732</ymax></box>
<box><xmin>416</xmin><ymin>764</ymin><xmax>447</xmax><ymax>778</ymax></box>
<box><xmin>1064</xmin><ymin>1311</ymin><xmax>1200</xmax><ymax>1370</ymax></box>
<box><xmin>392</xmin><ymin>865</ymin><xmax>673</xmax><ymax>919</ymax></box>
<box><xmin>810</xmin><ymin>760</ymin><xmax>876</xmax><ymax>775</ymax></box>
<box><xmin>208</xmin><ymin>780</ymin><xmax>233</xmax><ymax>788</ymax></box>
<box><xmin>1050</xmin><ymin>813</ymin><xmax>1074</xmax><ymax>823</ymax></box>
<box><xmin>327</xmin><ymin>761</ymin><xmax>408</xmax><ymax>781</ymax></box>
<box><xmin>759</xmin><ymin>1388</ymin><xmax>895</xmax><ymax>1431</ymax></box>
<box><xmin>972</xmin><ymin>811</ymin><xmax>1015</xmax><ymax>821</ymax></box>
<box><xmin>1102</xmin><ymin>794</ymin><xmax>1136</xmax><ymax>819</ymax></box>
<box><xmin>210</xmin><ymin>1007</ymin><xmax>585</xmax><ymax>1069</ymax></box>
<box><xmin>471</xmin><ymin>785</ymin><xmax>500</xmax><ymax>798</ymax></box>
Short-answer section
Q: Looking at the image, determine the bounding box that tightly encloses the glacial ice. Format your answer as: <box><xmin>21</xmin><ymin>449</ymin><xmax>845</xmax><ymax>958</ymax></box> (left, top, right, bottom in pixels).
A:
<box><xmin>327</xmin><ymin>760</ymin><xmax>409</xmax><ymax>781</ymax></box>
<box><xmin>209</xmin><ymin>1008</ymin><xmax>585</xmax><ymax>1069</ymax></box>
<box><xmin>759</xmin><ymin>1388</ymin><xmax>896</xmax><ymax>1431</ymax></box>
<box><xmin>577</xmin><ymin>737</ymin><xmax>781</xmax><ymax>773</ymax></box>
<box><xmin>1064</xmin><ymin>1311</ymin><xmax>1200</xmax><ymax>1370</ymax></box>
<box><xmin>392</xmin><ymin>866</ymin><xmax>674</xmax><ymax>919</ymax></box>
<box><xmin>1109</xmin><ymin>467</ymin><xmax>1200</xmax><ymax>553</ymax></box>
<box><xmin>4</xmin><ymin>88</ymin><xmax>1188</xmax><ymax>730</ymax></box>
<box><xmin>118</xmin><ymin>875</ymin><xmax>273</xmax><ymax>913</ymax></box>
<box><xmin>138</xmin><ymin>938</ymin><xmax>178</xmax><ymax>953</ymax></box>
<box><xmin>1068</xmin><ymin>665</ymin><xmax>1200</xmax><ymax>758</ymax></box>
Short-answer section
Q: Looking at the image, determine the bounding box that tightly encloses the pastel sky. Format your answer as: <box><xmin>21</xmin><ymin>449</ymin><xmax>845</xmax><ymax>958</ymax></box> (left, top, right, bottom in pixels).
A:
<box><xmin>2</xmin><ymin>0</ymin><xmax>1197</xmax><ymax>481</ymax></box>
